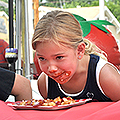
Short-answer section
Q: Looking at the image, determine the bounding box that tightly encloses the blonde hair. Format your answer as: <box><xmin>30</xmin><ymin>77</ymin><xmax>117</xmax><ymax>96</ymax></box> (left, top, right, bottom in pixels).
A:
<box><xmin>32</xmin><ymin>10</ymin><xmax>107</xmax><ymax>60</ymax></box>
<box><xmin>84</xmin><ymin>39</ymin><xmax>107</xmax><ymax>60</ymax></box>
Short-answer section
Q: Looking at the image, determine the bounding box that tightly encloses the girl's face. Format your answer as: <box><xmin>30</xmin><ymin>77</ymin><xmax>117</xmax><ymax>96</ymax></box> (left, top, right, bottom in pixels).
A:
<box><xmin>36</xmin><ymin>41</ymin><xmax>79</xmax><ymax>84</ymax></box>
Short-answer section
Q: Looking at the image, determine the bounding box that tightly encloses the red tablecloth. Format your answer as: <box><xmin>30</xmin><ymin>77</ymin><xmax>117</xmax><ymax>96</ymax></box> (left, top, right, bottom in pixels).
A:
<box><xmin>1</xmin><ymin>100</ymin><xmax>120</xmax><ymax>120</ymax></box>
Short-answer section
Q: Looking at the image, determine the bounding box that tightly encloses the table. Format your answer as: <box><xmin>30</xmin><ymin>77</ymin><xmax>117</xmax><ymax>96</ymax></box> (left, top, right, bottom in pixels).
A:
<box><xmin>1</xmin><ymin>100</ymin><xmax>120</xmax><ymax>120</ymax></box>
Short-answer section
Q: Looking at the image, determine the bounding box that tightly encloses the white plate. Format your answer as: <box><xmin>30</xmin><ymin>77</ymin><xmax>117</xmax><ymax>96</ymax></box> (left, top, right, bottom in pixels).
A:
<box><xmin>7</xmin><ymin>98</ymin><xmax>92</xmax><ymax>110</ymax></box>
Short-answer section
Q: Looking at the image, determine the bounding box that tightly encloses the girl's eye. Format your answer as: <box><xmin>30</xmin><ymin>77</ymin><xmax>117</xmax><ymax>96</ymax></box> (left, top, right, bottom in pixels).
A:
<box><xmin>39</xmin><ymin>57</ymin><xmax>46</xmax><ymax>61</ymax></box>
<box><xmin>56</xmin><ymin>56</ymin><xmax>64</xmax><ymax>60</ymax></box>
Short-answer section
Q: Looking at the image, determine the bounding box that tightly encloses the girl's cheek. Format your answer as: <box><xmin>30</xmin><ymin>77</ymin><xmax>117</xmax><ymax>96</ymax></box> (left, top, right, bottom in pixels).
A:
<box><xmin>40</xmin><ymin>65</ymin><xmax>47</xmax><ymax>72</ymax></box>
<box><xmin>40</xmin><ymin>63</ymin><xmax>51</xmax><ymax>72</ymax></box>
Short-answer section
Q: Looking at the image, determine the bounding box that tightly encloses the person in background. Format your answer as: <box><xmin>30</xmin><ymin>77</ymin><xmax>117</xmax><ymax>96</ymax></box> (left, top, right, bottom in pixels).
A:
<box><xmin>32</xmin><ymin>10</ymin><xmax>120</xmax><ymax>102</ymax></box>
<box><xmin>0</xmin><ymin>67</ymin><xmax>32</xmax><ymax>101</ymax></box>
<box><xmin>0</xmin><ymin>39</ymin><xmax>9</xmax><ymax>63</ymax></box>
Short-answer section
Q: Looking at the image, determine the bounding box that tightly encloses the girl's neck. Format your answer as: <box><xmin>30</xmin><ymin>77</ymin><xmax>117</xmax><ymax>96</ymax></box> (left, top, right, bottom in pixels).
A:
<box><xmin>60</xmin><ymin>55</ymin><xmax>90</xmax><ymax>94</ymax></box>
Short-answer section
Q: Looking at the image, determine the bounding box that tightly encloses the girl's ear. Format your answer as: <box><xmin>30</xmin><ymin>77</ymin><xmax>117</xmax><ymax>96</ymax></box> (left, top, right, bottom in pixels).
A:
<box><xmin>77</xmin><ymin>42</ymin><xmax>86</xmax><ymax>59</ymax></box>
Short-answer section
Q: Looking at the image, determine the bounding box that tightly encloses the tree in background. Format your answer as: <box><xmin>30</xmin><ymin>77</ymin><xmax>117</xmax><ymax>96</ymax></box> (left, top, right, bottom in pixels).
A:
<box><xmin>0</xmin><ymin>0</ymin><xmax>8</xmax><ymax>14</ymax></box>
<box><xmin>0</xmin><ymin>0</ymin><xmax>16</xmax><ymax>20</ymax></box>
<box><xmin>105</xmin><ymin>0</ymin><xmax>120</xmax><ymax>22</ymax></box>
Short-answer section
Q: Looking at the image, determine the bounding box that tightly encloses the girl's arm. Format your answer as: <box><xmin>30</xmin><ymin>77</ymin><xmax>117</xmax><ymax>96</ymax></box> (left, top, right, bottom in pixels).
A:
<box><xmin>11</xmin><ymin>74</ymin><xmax>32</xmax><ymax>101</ymax></box>
<box><xmin>37</xmin><ymin>72</ymin><xmax>47</xmax><ymax>99</ymax></box>
<box><xmin>99</xmin><ymin>63</ymin><xmax>120</xmax><ymax>101</ymax></box>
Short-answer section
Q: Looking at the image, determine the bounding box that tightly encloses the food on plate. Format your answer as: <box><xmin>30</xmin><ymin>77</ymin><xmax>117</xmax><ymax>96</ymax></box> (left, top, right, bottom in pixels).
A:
<box><xmin>6</xmin><ymin>97</ymin><xmax>92</xmax><ymax>110</ymax></box>
<box><xmin>15</xmin><ymin>96</ymin><xmax>77</xmax><ymax>107</ymax></box>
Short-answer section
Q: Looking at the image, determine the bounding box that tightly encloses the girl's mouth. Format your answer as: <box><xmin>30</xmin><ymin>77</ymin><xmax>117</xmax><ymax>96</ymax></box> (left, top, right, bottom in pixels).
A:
<box><xmin>49</xmin><ymin>71</ymin><xmax>71</xmax><ymax>84</ymax></box>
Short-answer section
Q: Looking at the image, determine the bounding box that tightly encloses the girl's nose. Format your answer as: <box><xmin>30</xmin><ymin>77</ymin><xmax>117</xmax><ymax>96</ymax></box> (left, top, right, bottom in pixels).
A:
<box><xmin>48</xmin><ymin>65</ymin><xmax>58</xmax><ymax>73</ymax></box>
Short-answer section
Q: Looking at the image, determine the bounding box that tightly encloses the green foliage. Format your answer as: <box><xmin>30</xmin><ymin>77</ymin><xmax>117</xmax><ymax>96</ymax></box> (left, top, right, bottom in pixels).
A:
<box><xmin>91</xmin><ymin>1</ymin><xmax>99</xmax><ymax>6</ymax></box>
<box><xmin>0</xmin><ymin>0</ymin><xmax>8</xmax><ymax>2</ymax></box>
<box><xmin>44</xmin><ymin>2</ymin><xmax>55</xmax><ymax>7</ymax></box>
<box><xmin>0</xmin><ymin>6</ymin><xmax>8</xmax><ymax>13</ymax></box>
<box><xmin>105</xmin><ymin>0</ymin><xmax>120</xmax><ymax>22</ymax></box>
<box><xmin>0</xmin><ymin>0</ymin><xmax>8</xmax><ymax>15</ymax></box>
<box><xmin>0</xmin><ymin>0</ymin><xmax>16</xmax><ymax>20</ymax></box>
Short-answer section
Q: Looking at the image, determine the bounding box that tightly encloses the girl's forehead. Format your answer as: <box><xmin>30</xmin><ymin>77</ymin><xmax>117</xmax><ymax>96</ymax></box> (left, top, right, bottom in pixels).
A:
<box><xmin>36</xmin><ymin>41</ymin><xmax>64</xmax><ymax>51</ymax></box>
<box><xmin>35</xmin><ymin>36</ymin><xmax>72</xmax><ymax>48</ymax></box>
<box><xmin>36</xmin><ymin>41</ymin><xmax>75</xmax><ymax>55</ymax></box>
<box><xmin>36</xmin><ymin>40</ymin><xmax>69</xmax><ymax>50</ymax></box>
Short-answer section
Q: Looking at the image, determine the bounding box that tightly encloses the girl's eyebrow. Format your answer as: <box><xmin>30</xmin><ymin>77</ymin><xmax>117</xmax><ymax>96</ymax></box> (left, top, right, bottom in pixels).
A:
<box><xmin>36</xmin><ymin>53</ymin><xmax>43</xmax><ymax>56</ymax></box>
<box><xmin>36</xmin><ymin>52</ymin><xmax>65</xmax><ymax>57</ymax></box>
<box><xmin>52</xmin><ymin>53</ymin><xmax>65</xmax><ymax>57</ymax></box>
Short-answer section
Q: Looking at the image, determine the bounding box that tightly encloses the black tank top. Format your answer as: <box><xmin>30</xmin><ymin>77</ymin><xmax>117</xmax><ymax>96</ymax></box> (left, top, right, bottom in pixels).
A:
<box><xmin>47</xmin><ymin>54</ymin><xmax>112</xmax><ymax>102</ymax></box>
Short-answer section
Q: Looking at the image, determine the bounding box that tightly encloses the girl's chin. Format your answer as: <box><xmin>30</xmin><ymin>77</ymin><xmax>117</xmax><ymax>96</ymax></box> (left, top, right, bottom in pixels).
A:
<box><xmin>55</xmin><ymin>78</ymin><xmax>69</xmax><ymax>84</ymax></box>
<box><xmin>48</xmin><ymin>71</ymin><xmax>72</xmax><ymax>84</ymax></box>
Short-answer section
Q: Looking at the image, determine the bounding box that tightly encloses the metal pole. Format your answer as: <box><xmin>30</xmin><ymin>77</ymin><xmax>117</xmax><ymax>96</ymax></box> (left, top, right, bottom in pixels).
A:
<box><xmin>24</xmin><ymin>0</ymin><xmax>31</xmax><ymax>80</ymax></box>
<box><xmin>9</xmin><ymin>0</ymin><xmax>14</xmax><ymax>48</ymax></box>
<box><xmin>21</xmin><ymin>0</ymin><xmax>25</xmax><ymax>76</ymax></box>
<box><xmin>28</xmin><ymin>0</ymin><xmax>34</xmax><ymax>64</ymax></box>
<box><xmin>15</xmin><ymin>0</ymin><xmax>22</xmax><ymax>75</ymax></box>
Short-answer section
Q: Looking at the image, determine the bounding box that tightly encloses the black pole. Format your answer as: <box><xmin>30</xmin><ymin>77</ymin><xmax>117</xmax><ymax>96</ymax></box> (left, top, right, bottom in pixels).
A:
<box><xmin>8</xmin><ymin>0</ymin><xmax>15</xmax><ymax>71</ymax></box>
<box><xmin>9</xmin><ymin>0</ymin><xmax>14</xmax><ymax>48</ymax></box>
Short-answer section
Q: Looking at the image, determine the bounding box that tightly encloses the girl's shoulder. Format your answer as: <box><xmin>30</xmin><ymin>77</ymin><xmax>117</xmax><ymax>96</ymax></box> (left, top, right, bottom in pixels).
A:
<box><xmin>96</xmin><ymin>58</ymin><xmax>120</xmax><ymax>101</ymax></box>
<box><xmin>37</xmin><ymin>72</ymin><xmax>48</xmax><ymax>99</ymax></box>
<box><xmin>96</xmin><ymin>58</ymin><xmax>119</xmax><ymax>74</ymax></box>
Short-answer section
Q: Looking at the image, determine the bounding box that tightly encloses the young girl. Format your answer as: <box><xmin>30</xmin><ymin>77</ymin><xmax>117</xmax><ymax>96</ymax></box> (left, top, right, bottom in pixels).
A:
<box><xmin>32</xmin><ymin>10</ymin><xmax>120</xmax><ymax>102</ymax></box>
